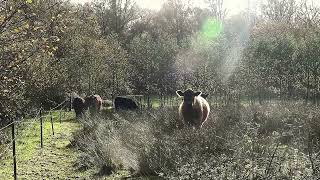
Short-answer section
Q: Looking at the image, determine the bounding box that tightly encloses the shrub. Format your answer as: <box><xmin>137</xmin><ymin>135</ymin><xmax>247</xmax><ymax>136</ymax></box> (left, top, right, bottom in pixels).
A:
<box><xmin>73</xmin><ymin>103</ymin><xmax>320</xmax><ymax>179</ymax></box>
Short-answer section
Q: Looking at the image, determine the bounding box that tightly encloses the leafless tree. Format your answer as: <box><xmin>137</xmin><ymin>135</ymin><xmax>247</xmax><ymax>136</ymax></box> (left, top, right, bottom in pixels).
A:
<box><xmin>262</xmin><ymin>0</ymin><xmax>297</xmax><ymax>23</ymax></box>
<box><xmin>205</xmin><ymin>0</ymin><xmax>226</xmax><ymax>20</ymax></box>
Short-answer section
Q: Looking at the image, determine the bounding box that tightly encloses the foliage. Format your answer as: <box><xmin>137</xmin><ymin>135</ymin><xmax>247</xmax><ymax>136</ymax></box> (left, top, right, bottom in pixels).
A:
<box><xmin>0</xmin><ymin>0</ymin><xmax>62</xmax><ymax>119</ymax></box>
<box><xmin>2</xmin><ymin>0</ymin><xmax>320</xmax><ymax>119</ymax></box>
<box><xmin>129</xmin><ymin>34</ymin><xmax>178</xmax><ymax>95</ymax></box>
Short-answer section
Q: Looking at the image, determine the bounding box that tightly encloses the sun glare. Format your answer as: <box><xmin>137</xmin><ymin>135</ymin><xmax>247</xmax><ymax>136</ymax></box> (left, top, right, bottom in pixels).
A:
<box><xmin>70</xmin><ymin>0</ymin><xmax>252</xmax><ymax>16</ymax></box>
<box><xmin>137</xmin><ymin>0</ymin><xmax>165</xmax><ymax>11</ymax></box>
<box><xmin>202</xmin><ymin>18</ymin><xmax>224</xmax><ymax>40</ymax></box>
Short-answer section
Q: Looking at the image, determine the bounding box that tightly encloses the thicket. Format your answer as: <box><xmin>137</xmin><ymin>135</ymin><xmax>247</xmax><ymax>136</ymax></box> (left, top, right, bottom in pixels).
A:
<box><xmin>73</xmin><ymin>103</ymin><xmax>320</xmax><ymax>179</ymax></box>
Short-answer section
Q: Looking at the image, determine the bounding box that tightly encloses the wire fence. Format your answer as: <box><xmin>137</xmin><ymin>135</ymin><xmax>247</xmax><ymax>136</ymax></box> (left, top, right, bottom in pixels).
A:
<box><xmin>131</xmin><ymin>93</ymin><xmax>242</xmax><ymax>110</ymax></box>
<box><xmin>0</xmin><ymin>94</ymin><xmax>243</xmax><ymax>179</ymax></box>
<box><xmin>0</xmin><ymin>99</ymin><xmax>70</xmax><ymax>180</ymax></box>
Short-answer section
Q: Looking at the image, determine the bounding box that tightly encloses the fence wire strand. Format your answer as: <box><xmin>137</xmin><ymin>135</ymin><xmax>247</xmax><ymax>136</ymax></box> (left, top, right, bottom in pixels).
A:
<box><xmin>49</xmin><ymin>100</ymin><xmax>67</xmax><ymax>112</ymax></box>
<box><xmin>0</xmin><ymin>100</ymin><xmax>66</xmax><ymax>158</ymax></box>
<box><xmin>0</xmin><ymin>99</ymin><xmax>69</xmax><ymax>180</ymax></box>
<box><xmin>0</xmin><ymin>121</ymin><xmax>15</xmax><ymax>132</ymax></box>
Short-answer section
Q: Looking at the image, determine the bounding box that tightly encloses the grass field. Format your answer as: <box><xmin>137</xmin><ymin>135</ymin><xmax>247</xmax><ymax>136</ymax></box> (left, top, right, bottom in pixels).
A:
<box><xmin>1</xmin><ymin>101</ymin><xmax>320</xmax><ymax>179</ymax></box>
<box><xmin>0</xmin><ymin>111</ymin><xmax>130</xmax><ymax>179</ymax></box>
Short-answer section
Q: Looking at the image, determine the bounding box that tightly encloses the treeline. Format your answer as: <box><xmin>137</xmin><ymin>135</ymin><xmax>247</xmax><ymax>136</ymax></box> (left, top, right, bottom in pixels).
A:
<box><xmin>1</xmin><ymin>0</ymin><xmax>320</xmax><ymax>121</ymax></box>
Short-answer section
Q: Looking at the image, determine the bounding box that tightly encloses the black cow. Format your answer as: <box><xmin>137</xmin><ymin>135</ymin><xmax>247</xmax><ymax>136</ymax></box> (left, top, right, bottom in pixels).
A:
<box><xmin>72</xmin><ymin>96</ymin><xmax>86</xmax><ymax>118</ymax></box>
<box><xmin>201</xmin><ymin>93</ymin><xmax>209</xmax><ymax>99</ymax></box>
<box><xmin>114</xmin><ymin>97</ymin><xmax>139</xmax><ymax>110</ymax></box>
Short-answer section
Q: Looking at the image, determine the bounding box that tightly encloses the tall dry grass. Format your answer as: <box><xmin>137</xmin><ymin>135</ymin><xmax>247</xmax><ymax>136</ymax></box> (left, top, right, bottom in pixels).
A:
<box><xmin>73</xmin><ymin>102</ymin><xmax>320</xmax><ymax>179</ymax></box>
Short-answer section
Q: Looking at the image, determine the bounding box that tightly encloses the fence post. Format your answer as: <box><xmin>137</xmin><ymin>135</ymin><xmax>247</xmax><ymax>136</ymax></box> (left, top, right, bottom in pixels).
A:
<box><xmin>15</xmin><ymin>112</ymin><xmax>19</xmax><ymax>136</ymax></box>
<box><xmin>11</xmin><ymin>121</ymin><xmax>17</xmax><ymax>180</ymax></box>
<box><xmin>40</xmin><ymin>109</ymin><xmax>43</xmax><ymax>148</ymax></box>
<box><xmin>59</xmin><ymin>110</ymin><xmax>62</xmax><ymax>124</ymax></box>
<box><xmin>50</xmin><ymin>111</ymin><xmax>54</xmax><ymax>135</ymax></box>
<box><xmin>69</xmin><ymin>96</ymin><xmax>72</xmax><ymax>111</ymax></box>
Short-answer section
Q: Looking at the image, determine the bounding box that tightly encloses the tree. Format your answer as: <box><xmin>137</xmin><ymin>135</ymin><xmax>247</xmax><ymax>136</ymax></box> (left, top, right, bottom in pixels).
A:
<box><xmin>261</xmin><ymin>0</ymin><xmax>297</xmax><ymax>23</ymax></box>
<box><xmin>129</xmin><ymin>33</ymin><xmax>178</xmax><ymax>96</ymax></box>
<box><xmin>93</xmin><ymin>0</ymin><xmax>138</xmax><ymax>40</ymax></box>
<box><xmin>157</xmin><ymin>0</ymin><xmax>194</xmax><ymax>46</ymax></box>
<box><xmin>0</xmin><ymin>0</ymin><xmax>61</xmax><ymax>120</ymax></box>
<box><xmin>296</xmin><ymin>0</ymin><xmax>320</xmax><ymax>29</ymax></box>
<box><xmin>205</xmin><ymin>0</ymin><xmax>226</xmax><ymax>20</ymax></box>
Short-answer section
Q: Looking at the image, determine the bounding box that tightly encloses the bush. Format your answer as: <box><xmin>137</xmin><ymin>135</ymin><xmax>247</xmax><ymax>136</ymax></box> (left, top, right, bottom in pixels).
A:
<box><xmin>73</xmin><ymin>103</ymin><xmax>320</xmax><ymax>179</ymax></box>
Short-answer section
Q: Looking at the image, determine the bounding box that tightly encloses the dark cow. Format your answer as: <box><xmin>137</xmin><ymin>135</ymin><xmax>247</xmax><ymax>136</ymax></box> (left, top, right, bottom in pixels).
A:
<box><xmin>72</xmin><ymin>95</ymin><xmax>86</xmax><ymax>118</ymax></box>
<box><xmin>176</xmin><ymin>89</ymin><xmax>210</xmax><ymax>128</ymax></box>
<box><xmin>114</xmin><ymin>97</ymin><xmax>139</xmax><ymax>110</ymax></box>
<box><xmin>201</xmin><ymin>93</ymin><xmax>208</xmax><ymax>99</ymax></box>
<box><xmin>84</xmin><ymin>95</ymin><xmax>103</xmax><ymax>114</ymax></box>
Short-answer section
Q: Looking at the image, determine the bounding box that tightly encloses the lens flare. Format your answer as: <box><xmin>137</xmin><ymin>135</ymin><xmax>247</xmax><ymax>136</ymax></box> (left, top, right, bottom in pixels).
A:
<box><xmin>201</xmin><ymin>18</ymin><xmax>223</xmax><ymax>40</ymax></box>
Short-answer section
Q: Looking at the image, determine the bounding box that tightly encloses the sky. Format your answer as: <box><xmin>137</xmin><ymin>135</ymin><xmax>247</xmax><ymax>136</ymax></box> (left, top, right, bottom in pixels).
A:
<box><xmin>70</xmin><ymin>0</ymin><xmax>254</xmax><ymax>16</ymax></box>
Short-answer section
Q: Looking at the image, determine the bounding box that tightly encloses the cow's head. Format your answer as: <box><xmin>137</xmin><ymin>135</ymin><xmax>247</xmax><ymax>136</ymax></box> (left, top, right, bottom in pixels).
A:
<box><xmin>176</xmin><ymin>89</ymin><xmax>202</xmax><ymax>105</ymax></box>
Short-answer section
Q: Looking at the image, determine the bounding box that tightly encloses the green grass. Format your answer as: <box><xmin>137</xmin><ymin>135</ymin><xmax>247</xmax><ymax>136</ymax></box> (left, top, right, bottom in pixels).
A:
<box><xmin>0</xmin><ymin>111</ymin><xmax>133</xmax><ymax>179</ymax></box>
<box><xmin>0</xmin><ymin>111</ymin><xmax>99</xmax><ymax>179</ymax></box>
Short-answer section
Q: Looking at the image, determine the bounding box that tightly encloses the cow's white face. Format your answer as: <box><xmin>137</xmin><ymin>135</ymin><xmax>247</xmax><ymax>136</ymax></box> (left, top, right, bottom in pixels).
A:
<box><xmin>176</xmin><ymin>89</ymin><xmax>202</xmax><ymax>106</ymax></box>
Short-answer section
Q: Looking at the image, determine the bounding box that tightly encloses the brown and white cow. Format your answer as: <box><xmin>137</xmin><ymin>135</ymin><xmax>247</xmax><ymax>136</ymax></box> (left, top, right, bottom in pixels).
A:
<box><xmin>84</xmin><ymin>95</ymin><xmax>103</xmax><ymax>114</ymax></box>
<box><xmin>176</xmin><ymin>89</ymin><xmax>210</xmax><ymax>128</ymax></box>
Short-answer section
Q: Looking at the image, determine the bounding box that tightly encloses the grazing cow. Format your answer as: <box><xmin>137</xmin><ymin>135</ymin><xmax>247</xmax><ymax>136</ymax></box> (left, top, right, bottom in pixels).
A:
<box><xmin>176</xmin><ymin>89</ymin><xmax>210</xmax><ymax>128</ymax></box>
<box><xmin>84</xmin><ymin>95</ymin><xmax>103</xmax><ymax>114</ymax></box>
<box><xmin>114</xmin><ymin>97</ymin><xmax>139</xmax><ymax>110</ymax></box>
<box><xmin>72</xmin><ymin>95</ymin><xmax>86</xmax><ymax>118</ymax></box>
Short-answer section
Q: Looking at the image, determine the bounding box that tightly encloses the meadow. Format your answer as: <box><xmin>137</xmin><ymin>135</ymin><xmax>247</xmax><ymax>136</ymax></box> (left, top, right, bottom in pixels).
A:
<box><xmin>2</xmin><ymin>0</ymin><xmax>320</xmax><ymax>179</ymax></box>
<box><xmin>73</xmin><ymin>100</ymin><xmax>320</xmax><ymax>179</ymax></box>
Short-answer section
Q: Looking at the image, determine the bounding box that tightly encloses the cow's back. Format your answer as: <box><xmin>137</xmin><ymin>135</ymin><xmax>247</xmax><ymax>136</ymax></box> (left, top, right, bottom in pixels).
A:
<box><xmin>73</xmin><ymin>97</ymin><xmax>85</xmax><ymax>109</ymax></box>
<box><xmin>114</xmin><ymin>97</ymin><xmax>139</xmax><ymax>110</ymax></box>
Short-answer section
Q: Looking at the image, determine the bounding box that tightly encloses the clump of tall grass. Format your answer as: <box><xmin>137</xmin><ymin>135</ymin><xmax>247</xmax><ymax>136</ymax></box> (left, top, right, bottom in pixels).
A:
<box><xmin>73</xmin><ymin>103</ymin><xmax>320</xmax><ymax>179</ymax></box>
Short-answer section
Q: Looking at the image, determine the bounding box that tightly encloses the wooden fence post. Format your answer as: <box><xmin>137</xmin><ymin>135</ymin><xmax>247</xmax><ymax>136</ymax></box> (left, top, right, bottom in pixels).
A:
<box><xmin>59</xmin><ymin>111</ymin><xmax>62</xmax><ymax>124</ymax></box>
<box><xmin>50</xmin><ymin>111</ymin><xmax>54</xmax><ymax>135</ymax></box>
<box><xmin>15</xmin><ymin>112</ymin><xmax>19</xmax><ymax>136</ymax></box>
<box><xmin>40</xmin><ymin>109</ymin><xmax>43</xmax><ymax>148</ymax></box>
<box><xmin>11</xmin><ymin>121</ymin><xmax>17</xmax><ymax>180</ymax></box>
<box><xmin>69</xmin><ymin>96</ymin><xmax>72</xmax><ymax>111</ymax></box>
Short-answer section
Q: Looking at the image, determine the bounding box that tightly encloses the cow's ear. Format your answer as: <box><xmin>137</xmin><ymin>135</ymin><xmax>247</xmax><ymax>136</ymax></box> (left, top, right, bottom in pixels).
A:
<box><xmin>176</xmin><ymin>90</ymin><xmax>184</xmax><ymax>97</ymax></box>
<box><xmin>194</xmin><ymin>91</ymin><xmax>202</xmax><ymax>96</ymax></box>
